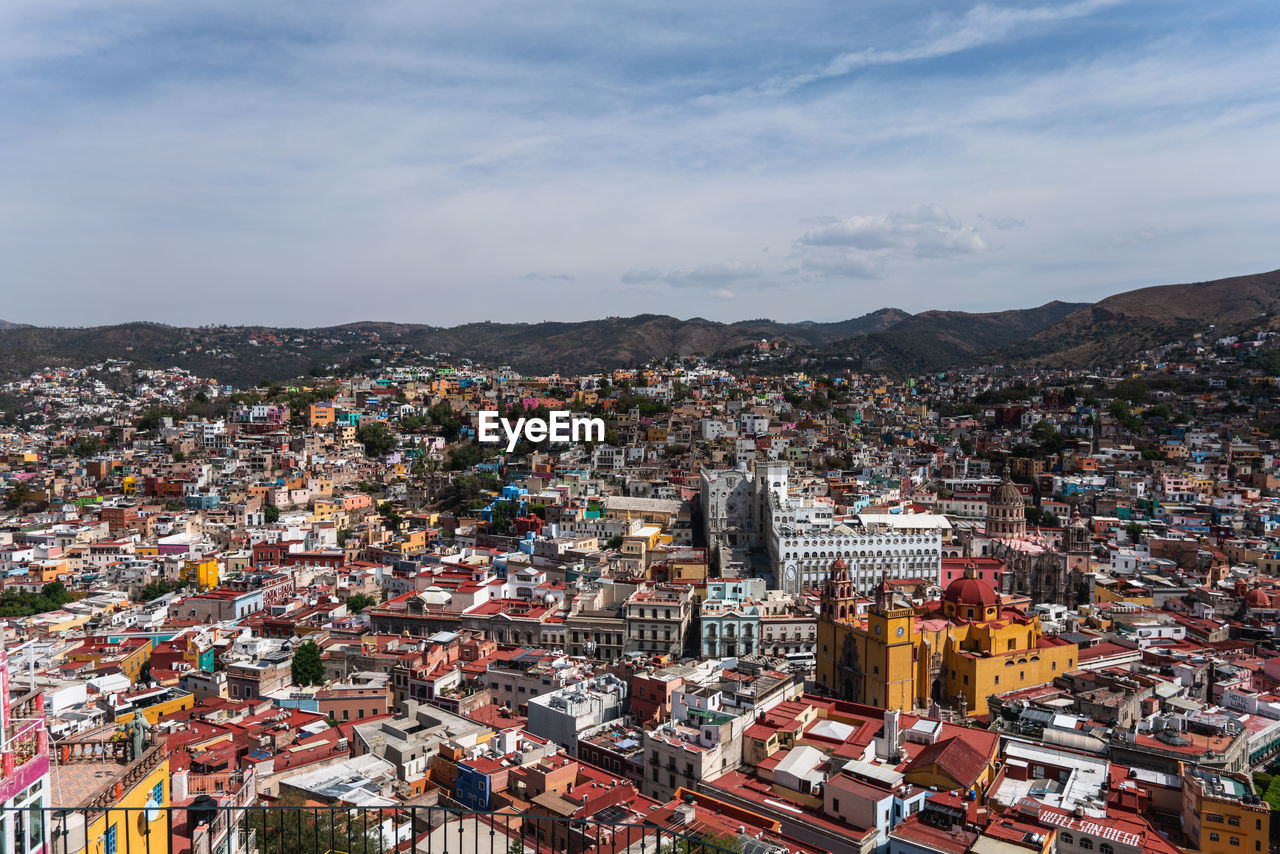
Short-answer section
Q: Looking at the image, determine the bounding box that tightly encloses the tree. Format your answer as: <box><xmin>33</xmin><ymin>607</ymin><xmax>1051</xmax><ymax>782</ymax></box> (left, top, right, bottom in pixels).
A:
<box><xmin>356</xmin><ymin>422</ymin><xmax>397</xmax><ymax>457</ymax></box>
<box><xmin>263</xmin><ymin>505</ymin><xmax>280</xmax><ymax>524</ymax></box>
<box><xmin>73</xmin><ymin>438</ymin><xmax>100</xmax><ymax>458</ymax></box>
<box><xmin>1114</xmin><ymin>378</ymin><xmax>1151</xmax><ymax>405</ymax></box>
<box><xmin>291</xmin><ymin>640</ymin><xmax>325</xmax><ymax>686</ymax></box>
<box><xmin>4</xmin><ymin>481</ymin><xmax>32</xmax><ymax>510</ymax></box>
<box><xmin>605</xmin><ymin>534</ymin><xmax>624</xmax><ymax>550</ymax></box>
<box><xmin>346</xmin><ymin>593</ymin><xmax>376</xmax><ymax>614</ymax></box>
<box><xmin>379</xmin><ymin>501</ymin><xmax>402</xmax><ymax>530</ymax></box>
<box><xmin>1124</xmin><ymin>521</ymin><xmax>1143</xmax><ymax>544</ymax></box>
<box><xmin>138</xmin><ymin>578</ymin><xmax>180</xmax><ymax>602</ymax></box>
<box><xmin>428</xmin><ymin>402</ymin><xmax>462</xmax><ymax>442</ymax></box>
<box><xmin>446</xmin><ymin>443</ymin><xmax>487</xmax><ymax>471</ymax></box>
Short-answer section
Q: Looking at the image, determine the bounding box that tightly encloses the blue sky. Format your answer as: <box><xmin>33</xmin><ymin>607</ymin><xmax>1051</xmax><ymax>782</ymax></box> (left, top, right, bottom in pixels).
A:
<box><xmin>2</xmin><ymin>0</ymin><xmax>1279</xmax><ymax>326</ymax></box>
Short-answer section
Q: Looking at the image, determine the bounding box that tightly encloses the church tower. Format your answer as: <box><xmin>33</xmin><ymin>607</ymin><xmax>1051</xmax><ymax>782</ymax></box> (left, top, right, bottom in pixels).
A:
<box><xmin>985</xmin><ymin>464</ymin><xmax>1027</xmax><ymax>539</ymax></box>
<box><xmin>820</xmin><ymin>558</ymin><xmax>856</xmax><ymax>622</ymax></box>
<box><xmin>1064</xmin><ymin>505</ymin><xmax>1093</xmax><ymax>605</ymax></box>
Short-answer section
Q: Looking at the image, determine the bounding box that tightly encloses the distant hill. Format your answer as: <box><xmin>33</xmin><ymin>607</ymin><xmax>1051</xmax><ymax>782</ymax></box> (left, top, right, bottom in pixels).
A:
<box><xmin>804</xmin><ymin>301</ymin><xmax>1085</xmax><ymax>374</ymax></box>
<box><xmin>1008</xmin><ymin>268</ymin><xmax>1280</xmax><ymax>368</ymax></box>
<box><xmin>0</xmin><ymin>269</ymin><xmax>1275</xmax><ymax>383</ymax></box>
<box><xmin>0</xmin><ymin>309</ymin><xmax>910</xmax><ymax>384</ymax></box>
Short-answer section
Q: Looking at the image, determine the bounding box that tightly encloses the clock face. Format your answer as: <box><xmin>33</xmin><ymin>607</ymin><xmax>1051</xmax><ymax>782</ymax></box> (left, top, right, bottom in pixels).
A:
<box><xmin>896</xmin><ymin>626</ymin><xmax>905</xmax><ymax>637</ymax></box>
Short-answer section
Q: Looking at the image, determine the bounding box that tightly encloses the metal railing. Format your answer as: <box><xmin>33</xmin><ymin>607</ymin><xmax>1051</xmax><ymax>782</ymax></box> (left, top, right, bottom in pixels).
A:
<box><xmin>0</xmin><ymin>803</ymin><xmax>745</xmax><ymax>854</ymax></box>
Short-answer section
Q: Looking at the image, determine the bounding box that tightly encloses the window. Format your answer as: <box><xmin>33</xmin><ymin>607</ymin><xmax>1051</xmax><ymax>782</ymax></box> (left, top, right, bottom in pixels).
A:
<box><xmin>152</xmin><ymin>781</ymin><xmax>164</xmax><ymax>803</ymax></box>
<box><xmin>1060</xmin><ymin>834</ymin><xmax>1073</xmax><ymax>845</ymax></box>
<box><xmin>106</xmin><ymin>825</ymin><xmax>118</xmax><ymax>854</ymax></box>
<box><xmin>1079</xmin><ymin>838</ymin><xmax>1092</xmax><ymax>850</ymax></box>
<box><xmin>1100</xmin><ymin>845</ymin><xmax>1113</xmax><ymax>854</ymax></box>
<box><xmin>1209</xmin><ymin>834</ymin><xmax>1219</xmax><ymax>843</ymax></box>
<box><xmin>1228</xmin><ymin>816</ymin><xmax>1240</xmax><ymax>827</ymax></box>
<box><xmin>994</xmin><ymin>675</ymin><xmax>999</xmax><ymax>686</ymax></box>
<box><xmin>1208</xmin><ymin>814</ymin><xmax>1224</xmax><ymax>824</ymax></box>
<box><xmin>1229</xmin><ymin>837</ymin><xmax>1239</xmax><ymax>847</ymax></box>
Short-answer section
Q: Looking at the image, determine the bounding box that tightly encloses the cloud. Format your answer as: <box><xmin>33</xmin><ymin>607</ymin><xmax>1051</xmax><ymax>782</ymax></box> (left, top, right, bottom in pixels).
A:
<box><xmin>708</xmin><ymin>288</ymin><xmax>736</xmax><ymax>300</ymax></box>
<box><xmin>1109</xmin><ymin>228</ymin><xmax>1160</xmax><ymax>247</ymax></box>
<box><xmin>793</xmin><ymin>204</ymin><xmax>990</xmax><ymax>278</ymax></box>
<box><xmin>760</xmin><ymin>0</ymin><xmax>1128</xmax><ymax>95</ymax></box>
<box><xmin>979</xmin><ymin>214</ymin><xmax>1025</xmax><ymax>231</ymax></box>
<box><xmin>621</xmin><ymin>261</ymin><xmax>764</xmax><ymax>289</ymax></box>
<box><xmin>522</xmin><ymin>272</ymin><xmax>576</xmax><ymax>281</ymax></box>
<box><xmin>1</xmin><ymin>1</ymin><xmax>1278</xmax><ymax>325</ymax></box>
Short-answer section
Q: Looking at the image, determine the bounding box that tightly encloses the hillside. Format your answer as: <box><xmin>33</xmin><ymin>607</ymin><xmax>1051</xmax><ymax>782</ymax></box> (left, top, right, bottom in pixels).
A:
<box><xmin>1008</xmin><ymin>268</ymin><xmax>1280</xmax><ymax>367</ymax></box>
<box><xmin>0</xmin><ymin>308</ymin><xmax>910</xmax><ymax>384</ymax></box>
<box><xmin>0</xmin><ymin>269</ymin><xmax>1275</xmax><ymax>383</ymax></box>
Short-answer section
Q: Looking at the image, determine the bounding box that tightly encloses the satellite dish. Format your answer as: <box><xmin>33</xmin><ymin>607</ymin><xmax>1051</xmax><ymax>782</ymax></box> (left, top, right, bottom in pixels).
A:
<box><xmin>144</xmin><ymin>798</ymin><xmax>161</xmax><ymax>823</ymax></box>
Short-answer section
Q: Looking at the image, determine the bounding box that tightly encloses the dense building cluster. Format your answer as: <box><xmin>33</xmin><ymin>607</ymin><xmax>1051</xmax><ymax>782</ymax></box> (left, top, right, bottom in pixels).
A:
<box><xmin>4</xmin><ymin>334</ymin><xmax>1280</xmax><ymax>854</ymax></box>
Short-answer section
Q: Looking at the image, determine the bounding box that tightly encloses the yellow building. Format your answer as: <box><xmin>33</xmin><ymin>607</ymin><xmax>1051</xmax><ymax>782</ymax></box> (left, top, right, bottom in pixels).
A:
<box><xmin>181</xmin><ymin>557</ymin><xmax>219</xmax><ymax>590</ymax></box>
<box><xmin>817</xmin><ymin>561</ymin><xmax>1077</xmax><ymax>717</ymax></box>
<box><xmin>1181</xmin><ymin>767</ymin><xmax>1270</xmax><ymax>854</ymax></box>
<box><xmin>52</xmin><ymin>744</ymin><xmax>171</xmax><ymax>854</ymax></box>
<box><xmin>112</xmin><ymin>688</ymin><xmax>196</xmax><ymax>726</ymax></box>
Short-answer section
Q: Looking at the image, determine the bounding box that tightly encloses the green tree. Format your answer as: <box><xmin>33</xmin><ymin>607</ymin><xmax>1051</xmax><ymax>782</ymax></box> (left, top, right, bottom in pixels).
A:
<box><xmin>73</xmin><ymin>438</ymin><xmax>100</xmax><ymax>458</ymax></box>
<box><xmin>356</xmin><ymin>421</ymin><xmax>398</xmax><ymax>457</ymax></box>
<box><xmin>291</xmin><ymin>640</ymin><xmax>325</xmax><ymax>686</ymax></box>
<box><xmin>1114</xmin><ymin>378</ymin><xmax>1151</xmax><ymax>405</ymax></box>
<box><xmin>1124</xmin><ymin>521</ymin><xmax>1143</xmax><ymax>544</ymax></box>
<box><xmin>138</xmin><ymin>578</ymin><xmax>180</xmax><ymax>602</ymax></box>
<box><xmin>428</xmin><ymin>402</ymin><xmax>462</xmax><ymax>442</ymax></box>
<box><xmin>446</xmin><ymin>442</ymin><xmax>487</xmax><ymax>471</ymax></box>
<box><xmin>4</xmin><ymin>481</ymin><xmax>33</xmax><ymax>510</ymax></box>
<box><xmin>263</xmin><ymin>505</ymin><xmax>281</xmax><ymax>523</ymax></box>
<box><xmin>379</xmin><ymin>501</ymin><xmax>403</xmax><ymax>531</ymax></box>
<box><xmin>346</xmin><ymin>593</ymin><xmax>376</xmax><ymax>614</ymax></box>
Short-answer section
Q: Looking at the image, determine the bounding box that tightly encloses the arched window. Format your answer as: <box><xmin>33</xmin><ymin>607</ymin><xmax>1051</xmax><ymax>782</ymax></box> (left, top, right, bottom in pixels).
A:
<box><xmin>1100</xmin><ymin>845</ymin><xmax>1114</xmax><ymax>854</ymax></box>
<box><xmin>1080</xmin><ymin>838</ymin><xmax>1093</xmax><ymax>850</ymax></box>
<box><xmin>1060</xmin><ymin>834</ymin><xmax>1073</xmax><ymax>845</ymax></box>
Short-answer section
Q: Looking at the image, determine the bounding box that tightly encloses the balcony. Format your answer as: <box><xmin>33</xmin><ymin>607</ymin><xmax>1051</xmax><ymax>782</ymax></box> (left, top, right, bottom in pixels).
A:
<box><xmin>1</xmin><ymin>691</ymin><xmax>50</xmax><ymax>805</ymax></box>
<box><xmin>17</xmin><ymin>803</ymin><xmax>740</xmax><ymax>854</ymax></box>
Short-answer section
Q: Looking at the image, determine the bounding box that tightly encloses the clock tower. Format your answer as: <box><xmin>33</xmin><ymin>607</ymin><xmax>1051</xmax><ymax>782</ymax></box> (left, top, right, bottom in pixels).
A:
<box><xmin>818</xmin><ymin>565</ymin><xmax>921</xmax><ymax>712</ymax></box>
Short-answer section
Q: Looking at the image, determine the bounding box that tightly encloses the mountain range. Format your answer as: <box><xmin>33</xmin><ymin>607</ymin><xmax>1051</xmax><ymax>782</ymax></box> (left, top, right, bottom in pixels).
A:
<box><xmin>1</xmin><ymin>268</ymin><xmax>1277</xmax><ymax>385</ymax></box>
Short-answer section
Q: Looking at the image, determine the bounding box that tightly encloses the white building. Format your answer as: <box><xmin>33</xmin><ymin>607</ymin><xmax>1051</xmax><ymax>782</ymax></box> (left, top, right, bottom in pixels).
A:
<box><xmin>769</xmin><ymin>492</ymin><xmax>948</xmax><ymax>595</ymax></box>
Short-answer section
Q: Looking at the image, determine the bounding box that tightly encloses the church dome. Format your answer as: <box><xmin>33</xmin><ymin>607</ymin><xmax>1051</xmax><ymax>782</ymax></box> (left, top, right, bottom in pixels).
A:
<box><xmin>830</xmin><ymin>557</ymin><xmax>848</xmax><ymax>570</ymax></box>
<box><xmin>943</xmin><ymin>573</ymin><xmax>998</xmax><ymax>609</ymax></box>
<box><xmin>1245</xmin><ymin>587</ymin><xmax>1272</xmax><ymax>608</ymax></box>
<box><xmin>990</xmin><ymin>466</ymin><xmax>1023</xmax><ymax>507</ymax></box>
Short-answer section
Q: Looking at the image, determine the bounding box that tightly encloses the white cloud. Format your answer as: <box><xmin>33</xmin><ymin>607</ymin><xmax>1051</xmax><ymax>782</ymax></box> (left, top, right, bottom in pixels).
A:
<box><xmin>1109</xmin><ymin>228</ymin><xmax>1160</xmax><ymax>247</ymax></box>
<box><xmin>621</xmin><ymin>261</ymin><xmax>764</xmax><ymax>289</ymax></box>
<box><xmin>979</xmin><ymin>214</ymin><xmax>1025</xmax><ymax>231</ymax></box>
<box><xmin>760</xmin><ymin>0</ymin><xmax>1128</xmax><ymax>95</ymax></box>
<box><xmin>794</xmin><ymin>204</ymin><xmax>990</xmax><ymax>279</ymax></box>
<box><xmin>522</xmin><ymin>272</ymin><xmax>576</xmax><ymax>281</ymax></box>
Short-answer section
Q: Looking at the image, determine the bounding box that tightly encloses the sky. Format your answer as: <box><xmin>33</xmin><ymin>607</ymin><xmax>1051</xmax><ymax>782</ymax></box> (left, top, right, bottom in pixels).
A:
<box><xmin>2</xmin><ymin>0</ymin><xmax>1279</xmax><ymax>327</ymax></box>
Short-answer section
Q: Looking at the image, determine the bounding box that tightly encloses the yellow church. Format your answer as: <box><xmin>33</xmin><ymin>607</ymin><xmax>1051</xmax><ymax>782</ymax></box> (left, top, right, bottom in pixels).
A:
<box><xmin>816</xmin><ymin>558</ymin><xmax>1078</xmax><ymax>716</ymax></box>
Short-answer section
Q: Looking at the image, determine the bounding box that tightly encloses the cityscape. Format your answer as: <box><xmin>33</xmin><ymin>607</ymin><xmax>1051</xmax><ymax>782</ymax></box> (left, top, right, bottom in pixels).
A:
<box><xmin>5</xmin><ymin>2</ymin><xmax>1280</xmax><ymax>854</ymax></box>
<box><xmin>4</xmin><ymin>314</ymin><xmax>1280</xmax><ymax>854</ymax></box>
